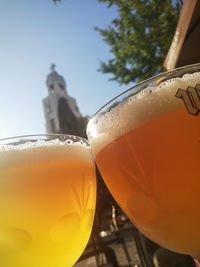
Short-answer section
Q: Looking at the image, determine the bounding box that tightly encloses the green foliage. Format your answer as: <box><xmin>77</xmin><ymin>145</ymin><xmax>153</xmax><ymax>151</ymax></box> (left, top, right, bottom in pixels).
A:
<box><xmin>96</xmin><ymin>0</ymin><xmax>182</xmax><ymax>84</ymax></box>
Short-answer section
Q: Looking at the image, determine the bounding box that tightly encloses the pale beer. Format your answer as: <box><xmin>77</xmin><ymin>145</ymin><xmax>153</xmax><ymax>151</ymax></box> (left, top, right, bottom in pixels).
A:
<box><xmin>0</xmin><ymin>136</ymin><xmax>96</xmax><ymax>267</ymax></box>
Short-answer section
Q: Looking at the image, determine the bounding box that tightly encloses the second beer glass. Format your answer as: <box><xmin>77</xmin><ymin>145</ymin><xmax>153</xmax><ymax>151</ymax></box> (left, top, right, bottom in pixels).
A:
<box><xmin>87</xmin><ymin>63</ymin><xmax>200</xmax><ymax>257</ymax></box>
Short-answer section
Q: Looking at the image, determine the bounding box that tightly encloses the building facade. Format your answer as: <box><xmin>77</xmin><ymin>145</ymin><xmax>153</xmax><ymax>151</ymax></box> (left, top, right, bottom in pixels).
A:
<box><xmin>43</xmin><ymin>64</ymin><xmax>82</xmax><ymax>134</ymax></box>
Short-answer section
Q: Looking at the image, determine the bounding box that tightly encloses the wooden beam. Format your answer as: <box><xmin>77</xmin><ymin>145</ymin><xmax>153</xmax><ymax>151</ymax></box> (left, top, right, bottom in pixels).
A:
<box><xmin>164</xmin><ymin>0</ymin><xmax>198</xmax><ymax>70</ymax></box>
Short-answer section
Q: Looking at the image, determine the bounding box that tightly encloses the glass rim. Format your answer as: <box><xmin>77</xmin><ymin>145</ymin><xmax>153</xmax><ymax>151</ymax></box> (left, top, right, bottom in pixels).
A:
<box><xmin>95</xmin><ymin>62</ymin><xmax>200</xmax><ymax>115</ymax></box>
<box><xmin>0</xmin><ymin>133</ymin><xmax>89</xmax><ymax>145</ymax></box>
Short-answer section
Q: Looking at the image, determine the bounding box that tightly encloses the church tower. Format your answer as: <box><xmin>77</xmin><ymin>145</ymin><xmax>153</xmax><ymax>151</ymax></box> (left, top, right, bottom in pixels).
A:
<box><xmin>43</xmin><ymin>64</ymin><xmax>82</xmax><ymax>134</ymax></box>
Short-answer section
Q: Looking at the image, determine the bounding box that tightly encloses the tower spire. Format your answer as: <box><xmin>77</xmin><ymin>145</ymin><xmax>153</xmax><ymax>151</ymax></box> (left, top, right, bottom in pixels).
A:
<box><xmin>50</xmin><ymin>64</ymin><xmax>56</xmax><ymax>72</ymax></box>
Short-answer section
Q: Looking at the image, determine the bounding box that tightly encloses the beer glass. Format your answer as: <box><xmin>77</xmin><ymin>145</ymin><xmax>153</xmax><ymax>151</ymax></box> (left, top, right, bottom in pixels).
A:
<box><xmin>0</xmin><ymin>134</ymin><xmax>96</xmax><ymax>267</ymax></box>
<box><xmin>87</xmin><ymin>63</ymin><xmax>200</xmax><ymax>257</ymax></box>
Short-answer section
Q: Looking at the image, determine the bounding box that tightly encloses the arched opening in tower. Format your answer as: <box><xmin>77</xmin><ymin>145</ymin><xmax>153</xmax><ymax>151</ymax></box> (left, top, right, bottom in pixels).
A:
<box><xmin>57</xmin><ymin>97</ymin><xmax>79</xmax><ymax>135</ymax></box>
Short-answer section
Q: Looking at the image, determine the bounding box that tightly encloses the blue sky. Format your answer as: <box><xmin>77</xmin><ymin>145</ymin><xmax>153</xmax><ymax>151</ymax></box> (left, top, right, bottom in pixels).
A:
<box><xmin>0</xmin><ymin>0</ymin><xmax>129</xmax><ymax>139</ymax></box>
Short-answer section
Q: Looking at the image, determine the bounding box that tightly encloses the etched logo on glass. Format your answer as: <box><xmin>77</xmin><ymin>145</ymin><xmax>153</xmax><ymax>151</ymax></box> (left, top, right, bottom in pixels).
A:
<box><xmin>175</xmin><ymin>84</ymin><xmax>200</xmax><ymax>116</ymax></box>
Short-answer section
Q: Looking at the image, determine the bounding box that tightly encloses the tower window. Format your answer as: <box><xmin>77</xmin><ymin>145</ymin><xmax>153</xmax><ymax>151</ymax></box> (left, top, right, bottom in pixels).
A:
<box><xmin>50</xmin><ymin>84</ymin><xmax>54</xmax><ymax>93</ymax></box>
<box><xmin>59</xmin><ymin>83</ymin><xmax>64</xmax><ymax>91</ymax></box>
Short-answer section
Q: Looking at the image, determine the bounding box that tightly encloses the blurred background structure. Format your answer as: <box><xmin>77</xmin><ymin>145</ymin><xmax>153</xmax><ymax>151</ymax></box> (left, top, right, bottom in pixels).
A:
<box><xmin>164</xmin><ymin>0</ymin><xmax>200</xmax><ymax>70</ymax></box>
<box><xmin>43</xmin><ymin>64</ymin><xmax>88</xmax><ymax>137</ymax></box>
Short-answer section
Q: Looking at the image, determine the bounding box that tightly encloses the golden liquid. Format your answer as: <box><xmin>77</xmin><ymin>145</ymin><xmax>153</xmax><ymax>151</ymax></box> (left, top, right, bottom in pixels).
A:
<box><xmin>0</xmin><ymin>144</ymin><xmax>96</xmax><ymax>267</ymax></box>
<box><xmin>95</xmin><ymin>108</ymin><xmax>200</xmax><ymax>255</ymax></box>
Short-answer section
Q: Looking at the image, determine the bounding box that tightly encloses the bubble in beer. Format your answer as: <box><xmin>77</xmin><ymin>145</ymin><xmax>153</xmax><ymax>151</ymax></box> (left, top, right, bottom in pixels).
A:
<box><xmin>127</xmin><ymin>194</ymin><xmax>159</xmax><ymax>226</ymax></box>
<box><xmin>0</xmin><ymin>228</ymin><xmax>31</xmax><ymax>249</ymax></box>
<box><xmin>50</xmin><ymin>213</ymin><xmax>80</xmax><ymax>242</ymax></box>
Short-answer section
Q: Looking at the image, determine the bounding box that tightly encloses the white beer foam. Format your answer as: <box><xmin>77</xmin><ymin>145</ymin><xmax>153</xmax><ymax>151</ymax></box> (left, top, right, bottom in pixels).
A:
<box><xmin>0</xmin><ymin>138</ymin><xmax>92</xmax><ymax>169</ymax></box>
<box><xmin>88</xmin><ymin>72</ymin><xmax>200</xmax><ymax>155</ymax></box>
<box><xmin>0</xmin><ymin>138</ymin><xmax>88</xmax><ymax>151</ymax></box>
